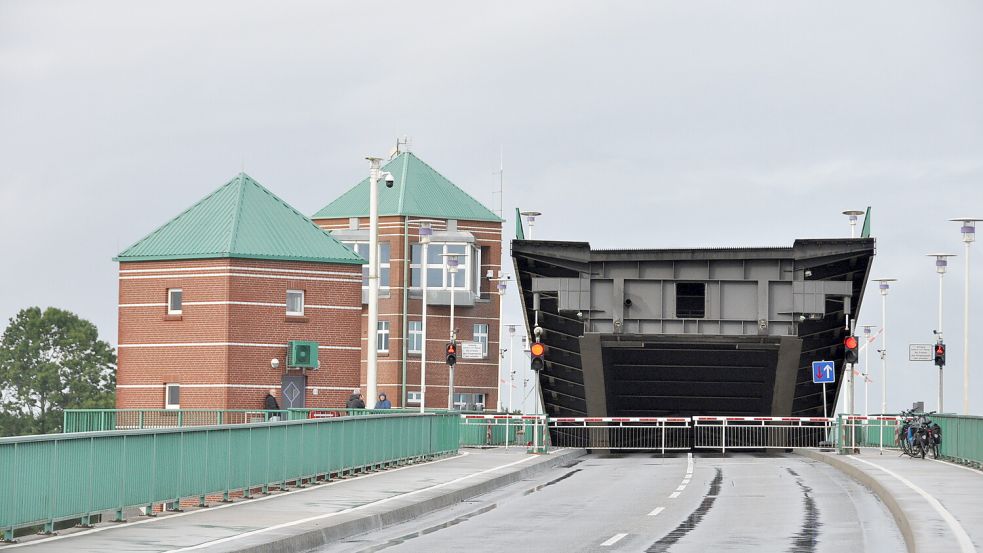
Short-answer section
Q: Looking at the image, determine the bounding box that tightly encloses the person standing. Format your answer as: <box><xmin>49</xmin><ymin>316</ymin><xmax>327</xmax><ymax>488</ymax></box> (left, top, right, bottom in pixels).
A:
<box><xmin>265</xmin><ymin>389</ymin><xmax>281</xmax><ymax>421</ymax></box>
<box><xmin>375</xmin><ymin>392</ymin><xmax>392</xmax><ymax>409</ymax></box>
<box><xmin>346</xmin><ymin>388</ymin><xmax>365</xmax><ymax>409</ymax></box>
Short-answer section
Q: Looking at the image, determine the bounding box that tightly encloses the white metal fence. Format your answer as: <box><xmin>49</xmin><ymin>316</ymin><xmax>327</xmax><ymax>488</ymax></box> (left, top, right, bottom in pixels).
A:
<box><xmin>692</xmin><ymin>416</ymin><xmax>834</xmax><ymax>452</ymax></box>
<box><xmin>548</xmin><ymin>417</ymin><xmax>691</xmax><ymax>453</ymax></box>
<box><xmin>837</xmin><ymin>415</ymin><xmax>902</xmax><ymax>453</ymax></box>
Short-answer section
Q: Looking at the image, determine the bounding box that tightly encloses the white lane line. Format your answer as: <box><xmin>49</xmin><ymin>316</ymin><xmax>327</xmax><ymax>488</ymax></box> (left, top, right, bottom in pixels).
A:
<box><xmin>4</xmin><ymin>452</ymin><xmax>475</xmax><ymax>550</ymax></box>
<box><xmin>648</xmin><ymin>507</ymin><xmax>665</xmax><ymax>517</ymax></box>
<box><xmin>600</xmin><ymin>533</ymin><xmax>628</xmax><ymax>547</ymax></box>
<box><xmin>681</xmin><ymin>478</ymin><xmax>691</xmax><ymax>485</ymax></box>
<box><xmin>669</xmin><ymin>491</ymin><xmax>681</xmax><ymax>499</ymax></box>
<box><xmin>675</xmin><ymin>485</ymin><xmax>686</xmax><ymax>492</ymax></box>
<box><xmin>851</xmin><ymin>456</ymin><xmax>974</xmax><ymax>553</ymax></box>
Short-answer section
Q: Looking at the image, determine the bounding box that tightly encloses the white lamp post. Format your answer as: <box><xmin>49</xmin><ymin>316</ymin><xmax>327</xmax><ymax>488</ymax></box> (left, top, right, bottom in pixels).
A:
<box><xmin>418</xmin><ymin>222</ymin><xmax>432</xmax><ymax>414</ymax></box>
<box><xmin>443</xmin><ymin>252</ymin><xmax>460</xmax><ymax>409</ymax></box>
<box><xmin>928</xmin><ymin>253</ymin><xmax>957</xmax><ymax>413</ymax></box>
<box><xmin>507</xmin><ymin>325</ymin><xmax>517</xmax><ymax>413</ymax></box>
<box><xmin>843</xmin><ymin>210</ymin><xmax>866</xmax><ymax>238</ymax></box>
<box><xmin>365</xmin><ymin>157</ymin><xmax>393</xmax><ymax>407</ymax></box>
<box><xmin>861</xmin><ymin>324</ymin><xmax>876</xmax><ymax>417</ymax></box>
<box><xmin>488</xmin><ymin>273</ymin><xmax>511</xmax><ymax>411</ymax></box>
<box><xmin>950</xmin><ymin>217</ymin><xmax>982</xmax><ymax>415</ymax></box>
<box><xmin>520</xmin><ymin>211</ymin><xmax>542</xmax><ymax>240</ymax></box>
<box><xmin>871</xmin><ymin>278</ymin><xmax>897</xmax><ymax>415</ymax></box>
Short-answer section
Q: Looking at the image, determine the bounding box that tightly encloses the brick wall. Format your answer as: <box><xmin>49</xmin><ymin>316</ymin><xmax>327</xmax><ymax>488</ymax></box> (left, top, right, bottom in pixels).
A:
<box><xmin>314</xmin><ymin>216</ymin><xmax>504</xmax><ymax>410</ymax></box>
<box><xmin>117</xmin><ymin>258</ymin><xmax>363</xmax><ymax>410</ymax></box>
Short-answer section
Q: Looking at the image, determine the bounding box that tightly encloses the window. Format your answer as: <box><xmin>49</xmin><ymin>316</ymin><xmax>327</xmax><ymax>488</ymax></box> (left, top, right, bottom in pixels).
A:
<box><xmin>408</xmin><ymin>320</ymin><xmax>423</xmax><ymax>354</ymax></box>
<box><xmin>453</xmin><ymin>393</ymin><xmax>486</xmax><ymax>411</ymax></box>
<box><xmin>286</xmin><ymin>290</ymin><xmax>304</xmax><ymax>316</ymax></box>
<box><xmin>473</xmin><ymin>323</ymin><xmax>489</xmax><ymax>357</ymax></box>
<box><xmin>165</xmin><ymin>384</ymin><xmax>180</xmax><ymax>409</ymax></box>
<box><xmin>167</xmin><ymin>289</ymin><xmax>182</xmax><ymax>315</ymax></box>
<box><xmin>407</xmin><ymin>391</ymin><xmax>422</xmax><ymax>405</ymax></box>
<box><xmin>676</xmin><ymin>282</ymin><xmax>706</xmax><ymax>319</ymax></box>
<box><xmin>410</xmin><ymin>242</ymin><xmax>477</xmax><ymax>290</ymax></box>
<box><xmin>345</xmin><ymin>242</ymin><xmax>390</xmax><ymax>288</ymax></box>
<box><xmin>376</xmin><ymin>321</ymin><xmax>390</xmax><ymax>353</ymax></box>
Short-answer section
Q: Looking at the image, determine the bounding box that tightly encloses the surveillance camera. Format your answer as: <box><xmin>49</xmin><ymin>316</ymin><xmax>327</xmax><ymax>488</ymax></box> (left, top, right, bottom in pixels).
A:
<box><xmin>384</xmin><ymin>172</ymin><xmax>395</xmax><ymax>188</ymax></box>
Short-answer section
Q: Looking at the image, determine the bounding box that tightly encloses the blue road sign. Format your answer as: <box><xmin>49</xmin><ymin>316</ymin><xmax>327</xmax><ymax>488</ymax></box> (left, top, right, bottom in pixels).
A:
<box><xmin>812</xmin><ymin>360</ymin><xmax>835</xmax><ymax>384</ymax></box>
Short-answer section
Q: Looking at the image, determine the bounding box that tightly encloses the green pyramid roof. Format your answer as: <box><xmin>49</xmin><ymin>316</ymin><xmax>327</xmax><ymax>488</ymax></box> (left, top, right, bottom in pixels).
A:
<box><xmin>312</xmin><ymin>152</ymin><xmax>503</xmax><ymax>222</ymax></box>
<box><xmin>116</xmin><ymin>173</ymin><xmax>365</xmax><ymax>265</ymax></box>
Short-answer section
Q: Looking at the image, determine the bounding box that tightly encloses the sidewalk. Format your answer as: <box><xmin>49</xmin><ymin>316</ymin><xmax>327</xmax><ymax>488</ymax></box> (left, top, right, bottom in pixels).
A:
<box><xmin>1</xmin><ymin>448</ymin><xmax>584</xmax><ymax>553</ymax></box>
<box><xmin>798</xmin><ymin>447</ymin><xmax>982</xmax><ymax>553</ymax></box>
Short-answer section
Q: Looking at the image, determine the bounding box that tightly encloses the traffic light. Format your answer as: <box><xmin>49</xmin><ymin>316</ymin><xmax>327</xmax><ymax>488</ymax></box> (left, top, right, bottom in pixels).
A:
<box><xmin>844</xmin><ymin>335</ymin><xmax>859</xmax><ymax>364</ymax></box>
<box><xmin>445</xmin><ymin>342</ymin><xmax>457</xmax><ymax>366</ymax></box>
<box><xmin>934</xmin><ymin>343</ymin><xmax>946</xmax><ymax>367</ymax></box>
<box><xmin>530</xmin><ymin>341</ymin><xmax>546</xmax><ymax>371</ymax></box>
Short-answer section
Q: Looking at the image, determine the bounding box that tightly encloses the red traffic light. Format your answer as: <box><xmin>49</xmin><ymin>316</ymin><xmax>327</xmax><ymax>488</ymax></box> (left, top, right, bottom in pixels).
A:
<box><xmin>530</xmin><ymin>342</ymin><xmax>546</xmax><ymax>356</ymax></box>
<box><xmin>844</xmin><ymin>336</ymin><xmax>858</xmax><ymax>349</ymax></box>
<box><xmin>446</xmin><ymin>343</ymin><xmax>456</xmax><ymax>354</ymax></box>
<box><xmin>936</xmin><ymin>344</ymin><xmax>945</xmax><ymax>355</ymax></box>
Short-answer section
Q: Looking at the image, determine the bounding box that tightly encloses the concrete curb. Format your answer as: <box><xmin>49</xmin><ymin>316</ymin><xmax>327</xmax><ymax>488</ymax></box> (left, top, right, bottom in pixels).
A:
<box><xmin>224</xmin><ymin>449</ymin><xmax>587</xmax><ymax>553</ymax></box>
<box><xmin>794</xmin><ymin>449</ymin><xmax>915</xmax><ymax>553</ymax></box>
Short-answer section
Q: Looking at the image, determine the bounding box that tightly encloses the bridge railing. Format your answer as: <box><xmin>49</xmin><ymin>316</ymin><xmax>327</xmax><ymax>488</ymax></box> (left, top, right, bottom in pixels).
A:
<box><xmin>0</xmin><ymin>412</ymin><xmax>458</xmax><ymax>541</ymax></box>
<box><xmin>548</xmin><ymin>417</ymin><xmax>691</xmax><ymax>453</ymax></box>
<box><xmin>459</xmin><ymin>414</ymin><xmax>546</xmax><ymax>448</ymax></box>
<box><xmin>837</xmin><ymin>413</ymin><xmax>983</xmax><ymax>468</ymax></box>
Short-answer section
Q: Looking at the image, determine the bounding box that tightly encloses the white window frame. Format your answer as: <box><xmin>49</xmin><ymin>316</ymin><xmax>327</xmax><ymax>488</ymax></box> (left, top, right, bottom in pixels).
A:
<box><xmin>344</xmin><ymin>241</ymin><xmax>391</xmax><ymax>289</ymax></box>
<box><xmin>167</xmin><ymin>288</ymin><xmax>182</xmax><ymax>315</ymax></box>
<box><xmin>165</xmin><ymin>383</ymin><xmax>180</xmax><ymax>410</ymax></box>
<box><xmin>407</xmin><ymin>391</ymin><xmax>422</xmax><ymax>405</ymax></box>
<box><xmin>376</xmin><ymin>320</ymin><xmax>390</xmax><ymax>353</ymax></box>
<box><xmin>286</xmin><ymin>289</ymin><xmax>305</xmax><ymax>316</ymax></box>
<box><xmin>410</xmin><ymin>242</ymin><xmax>478</xmax><ymax>291</ymax></box>
<box><xmin>473</xmin><ymin>323</ymin><xmax>489</xmax><ymax>357</ymax></box>
<box><xmin>408</xmin><ymin>320</ymin><xmax>423</xmax><ymax>354</ymax></box>
<box><xmin>453</xmin><ymin>392</ymin><xmax>486</xmax><ymax>411</ymax></box>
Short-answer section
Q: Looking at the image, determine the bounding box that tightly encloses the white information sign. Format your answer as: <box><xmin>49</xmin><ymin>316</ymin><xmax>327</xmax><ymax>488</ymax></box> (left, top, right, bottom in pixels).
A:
<box><xmin>460</xmin><ymin>341</ymin><xmax>484</xmax><ymax>360</ymax></box>
<box><xmin>908</xmin><ymin>344</ymin><xmax>933</xmax><ymax>362</ymax></box>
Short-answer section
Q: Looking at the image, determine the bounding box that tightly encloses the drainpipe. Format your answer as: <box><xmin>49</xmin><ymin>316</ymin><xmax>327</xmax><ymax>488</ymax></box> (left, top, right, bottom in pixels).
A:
<box><xmin>401</xmin><ymin>216</ymin><xmax>410</xmax><ymax>407</ymax></box>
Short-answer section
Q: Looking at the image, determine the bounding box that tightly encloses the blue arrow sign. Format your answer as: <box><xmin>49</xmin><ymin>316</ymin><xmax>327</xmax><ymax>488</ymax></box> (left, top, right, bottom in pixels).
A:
<box><xmin>812</xmin><ymin>360</ymin><xmax>835</xmax><ymax>384</ymax></box>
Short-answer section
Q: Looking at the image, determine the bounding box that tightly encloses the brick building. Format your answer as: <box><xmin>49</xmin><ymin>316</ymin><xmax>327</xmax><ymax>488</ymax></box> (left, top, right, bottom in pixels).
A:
<box><xmin>313</xmin><ymin>151</ymin><xmax>504</xmax><ymax>410</ymax></box>
<box><xmin>115</xmin><ymin>173</ymin><xmax>365</xmax><ymax>410</ymax></box>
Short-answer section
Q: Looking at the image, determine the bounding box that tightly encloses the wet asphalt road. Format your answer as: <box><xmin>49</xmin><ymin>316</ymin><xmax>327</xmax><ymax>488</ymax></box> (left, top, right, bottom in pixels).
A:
<box><xmin>320</xmin><ymin>451</ymin><xmax>905</xmax><ymax>553</ymax></box>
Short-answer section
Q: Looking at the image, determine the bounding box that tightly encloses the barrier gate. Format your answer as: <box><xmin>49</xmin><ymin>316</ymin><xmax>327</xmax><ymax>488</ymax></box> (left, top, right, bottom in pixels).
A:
<box><xmin>692</xmin><ymin>416</ymin><xmax>834</xmax><ymax>452</ymax></box>
<box><xmin>548</xmin><ymin>417</ymin><xmax>691</xmax><ymax>453</ymax></box>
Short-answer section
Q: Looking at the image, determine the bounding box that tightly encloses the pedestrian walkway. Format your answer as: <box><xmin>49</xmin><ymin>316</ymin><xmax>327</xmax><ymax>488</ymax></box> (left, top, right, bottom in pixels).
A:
<box><xmin>1</xmin><ymin>448</ymin><xmax>583</xmax><ymax>553</ymax></box>
<box><xmin>799</xmin><ymin>447</ymin><xmax>982</xmax><ymax>553</ymax></box>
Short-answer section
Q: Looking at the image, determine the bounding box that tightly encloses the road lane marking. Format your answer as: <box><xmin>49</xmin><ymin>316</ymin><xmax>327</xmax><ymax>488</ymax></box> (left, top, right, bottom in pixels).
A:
<box><xmin>647</xmin><ymin>507</ymin><xmax>665</xmax><ymax>517</ymax></box>
<box><xmin>851</xmin><ymin>456</ymin><xmax>974</xmax><ymax>553</ymax></box>
<box><xmin>675</xmin><ymin>485</ymin><xmax>686</xmax><ymax>491</ymax></box>
<box><xmin>4</xmin><ymin>452</ymin><xmax>475</xmax><ymax>550</ymax></box>
<box><xmin>600</xmin><ymin>533</ymin><xmax>628</xmax><ymax>546</ymax></box>
<box><xmin>681</xmin><ymin>478</ymin><xmax>691</xmax><ymax>485</ymax></box>
<box><xmin>669</xmin><ymin>491</ymin><xmax>681</xmax><ymax>499</ymax></box>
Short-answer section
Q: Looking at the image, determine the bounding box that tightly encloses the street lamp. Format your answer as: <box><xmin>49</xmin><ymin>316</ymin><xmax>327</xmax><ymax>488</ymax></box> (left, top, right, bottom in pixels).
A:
<box><xmin>488</xmin><ymin>272</ymin><xmax>511</xmax><ymax>412</ymax></box>
<box><xmin>861</xmin><ymin>324</ymin><xmax>876</xmax><ymax>417</ymax></box>
<box><xmin>871</xmin><ymin>278</ymin><xmax>897</xmax><ymax>416</ymax></box>
<box><xmin>928</xmin><ymin>253</ymin><xmax>957</xmax><ymax>413</ymax></box>
<box><xmin>520</xmin><ymin>211</ymin><xmax>542</xmax><ymax>240</ymax></box>
<box><xmin>365</xmin><ymin>157</ymin><xmax>394</xmax><ymax>407</ymax></box>
<box><xmin>843</xmin><ymin>210</ymin><xmax>866</xmax><ymax>238</ymax></box>
<box><xmin>506</xmin><ymin>324</ymin><xmax>517</xmax><ymax>413</ymax></box>
<box><xmin>442</xmin><ymin>252</ymin><xmax>461</xmax><ymax>409</ymax></box>
<box><xmin>950</xmin><ymin>217</ymin><xmax>982</xmax><ymax>415</ymax></box>
<box><xmin>418</xmin><ymin>222</ymin><xmax>432</xmax><ymax>414</ymax></box>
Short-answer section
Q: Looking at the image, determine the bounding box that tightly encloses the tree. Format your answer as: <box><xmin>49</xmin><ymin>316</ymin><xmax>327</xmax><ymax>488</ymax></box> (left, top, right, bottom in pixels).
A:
<box><xmin>0</xmin><ymin>307</ymin><xmax>116</xmax><ymax>435</ymax></box>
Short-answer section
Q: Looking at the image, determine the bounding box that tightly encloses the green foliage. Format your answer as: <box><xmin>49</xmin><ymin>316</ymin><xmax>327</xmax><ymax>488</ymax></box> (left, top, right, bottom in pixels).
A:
<box><xmin>0</xmin><ymin>307</ymin><xmax>116</xmax><ymax>436</ymax></box>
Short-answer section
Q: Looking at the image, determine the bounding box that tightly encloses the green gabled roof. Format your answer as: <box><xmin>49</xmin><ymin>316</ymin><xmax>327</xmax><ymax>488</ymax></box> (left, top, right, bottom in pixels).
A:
<box><xmin>116</xmin><ymin>173</ymin><xmax>365</xmax><ymax>265</ymax></box>
<box><xmin>312</xmin><ymin>152</ymin><xmax>503</xmax><ymax>222</ymax></box>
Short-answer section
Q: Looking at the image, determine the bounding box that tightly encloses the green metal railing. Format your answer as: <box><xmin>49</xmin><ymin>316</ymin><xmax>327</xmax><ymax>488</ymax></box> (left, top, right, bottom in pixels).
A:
<box><xmin>62</xmin><ymin>408</ymin><xmax>458</xmax><ymax>433</ymax></box>
<box><xmin>1</xmin><ymin>413</ymin><xmax>459</xmax><ymax>540</ymax></box>
<box><xmin>836</xmin><ymin>413</ymin><xmax>983</xmax><ymax>468</ymax></box>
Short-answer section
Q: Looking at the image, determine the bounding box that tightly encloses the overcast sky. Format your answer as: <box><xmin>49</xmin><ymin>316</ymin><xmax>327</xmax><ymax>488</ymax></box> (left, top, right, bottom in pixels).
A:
<box><xmin>2</xmin><ymin>1</ymin><xmax>982</xmax><ymax>415</ymax></box>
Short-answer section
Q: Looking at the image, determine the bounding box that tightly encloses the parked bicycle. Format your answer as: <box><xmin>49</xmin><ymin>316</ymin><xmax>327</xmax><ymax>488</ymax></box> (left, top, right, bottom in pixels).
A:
<box><xmin>896</xmin><ymin>410</ymin><xmax>941</xmax><ymax>459</ymax></box>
